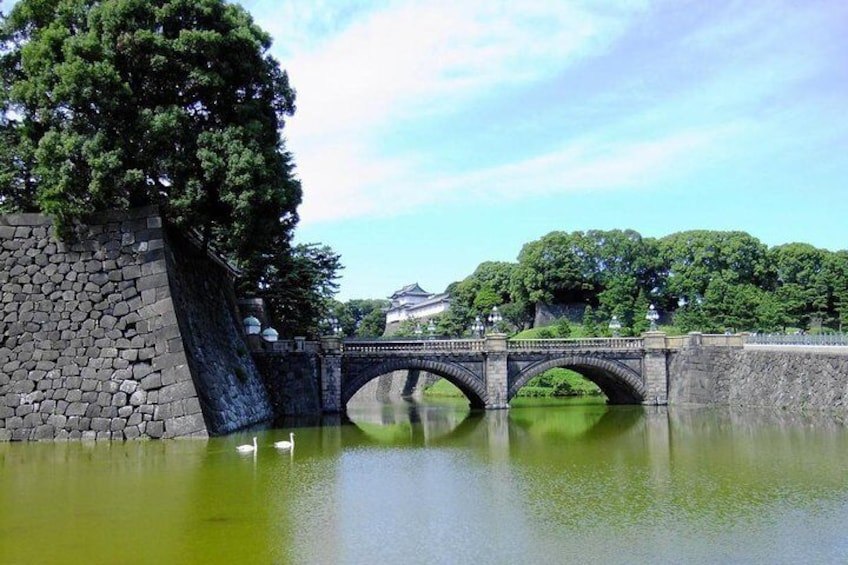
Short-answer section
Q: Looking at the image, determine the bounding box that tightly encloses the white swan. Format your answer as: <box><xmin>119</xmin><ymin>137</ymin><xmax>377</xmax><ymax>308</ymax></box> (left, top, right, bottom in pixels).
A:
<box><xmin>236</xmin><ymin>436</ymin><xmax>257</xmax><ymax>453</ymax></box>
<box><xmin>274</xmin><ymin>432</ymin><xmax>295</xmax><ymax>450</ymax></box>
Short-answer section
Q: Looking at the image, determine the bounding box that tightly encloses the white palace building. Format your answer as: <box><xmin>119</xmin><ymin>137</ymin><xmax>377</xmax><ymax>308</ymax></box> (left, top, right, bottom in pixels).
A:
<box><xmin>384</xmin><ymin>283</ymin><xmax>450</xmax><ymax>326</ymax></box>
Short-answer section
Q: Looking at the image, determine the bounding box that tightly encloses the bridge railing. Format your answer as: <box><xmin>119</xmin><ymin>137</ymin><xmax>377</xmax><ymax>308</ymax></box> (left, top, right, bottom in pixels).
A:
<box><xmin>341</xmin><ymin>339</ymin><xmax>486</xmax><ymax>353</ymax></box>
<box><xmin>508</xmin><ymin>337</ymin><xmax>644</xmax><ymax>351</ymax></box>
<box><xmin>745</xmin><ymin>333</ymin><xmax>848</xmax><ymax>346</ymax></box>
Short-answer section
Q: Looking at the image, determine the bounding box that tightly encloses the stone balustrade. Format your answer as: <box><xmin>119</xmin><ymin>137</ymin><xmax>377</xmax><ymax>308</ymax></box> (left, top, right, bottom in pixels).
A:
<box><xmin>508</xmin><ymin>337</ymin><xmax>644</xmax><ymax>351</ymax></box>
<box><xmin>342</xmin><ymin>339</ymin><xmax>486</xmax><ymax>353</ymax></box>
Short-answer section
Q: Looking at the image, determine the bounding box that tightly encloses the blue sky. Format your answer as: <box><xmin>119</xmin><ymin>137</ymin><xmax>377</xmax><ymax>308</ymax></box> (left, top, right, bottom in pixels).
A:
<box><xmin>239</xmin><ymin>0</ymin><xmax>848</xmax><ymax>300</ymax></box>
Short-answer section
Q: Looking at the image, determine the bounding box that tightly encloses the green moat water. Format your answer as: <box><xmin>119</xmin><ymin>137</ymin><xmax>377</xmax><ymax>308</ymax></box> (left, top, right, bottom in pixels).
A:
<box><xmin>3</xmin><ymin>399</ymin><xmax>848</xmax><ymax>564</ymax></box>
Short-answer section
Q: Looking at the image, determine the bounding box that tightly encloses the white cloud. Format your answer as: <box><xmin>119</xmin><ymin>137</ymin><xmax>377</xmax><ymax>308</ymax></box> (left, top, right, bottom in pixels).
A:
<box><xmin>459</xmin><ymin>124</ymin><xmax>744</xmax><ymax>197</ymax></box>
<box><xmin>262</xmin><ymin>1</ymin><xmax>649</xmax><ymax>224</ymax></box>
<box><xmin>282</xmin><ymin>1</ymin><xmax>626</xmax><ymax>138</ymax></box>
<box><xmin>245</xmin><ymin>0</ymin><xmax>834</xmax><ymax>226</ymax></box>
<box><xmin>298</xmin><ymin>123</ymin><xmax>743</xmax><ymax>223</ymax></box>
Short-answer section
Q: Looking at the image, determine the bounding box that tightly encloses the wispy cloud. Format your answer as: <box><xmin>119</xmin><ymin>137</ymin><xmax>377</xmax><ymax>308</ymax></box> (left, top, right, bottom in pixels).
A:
<box><xmin>298</xmin><ymin>123</ymin><xmax>744</xmax><ymax>223</ymax></box>
<box><xmin>280</xmin><ymin>1</ymin><xmax>634</xmax><ymax>136</ymax></box>
<box><xmin>262</xmin><ymin>0</ymin><xmax>651</xmax><ymax>223</ymax></box>
<box><xmin>240</xmin><ymin>0</ymin><xmax>845</xmax><ymax>225</ymax></box>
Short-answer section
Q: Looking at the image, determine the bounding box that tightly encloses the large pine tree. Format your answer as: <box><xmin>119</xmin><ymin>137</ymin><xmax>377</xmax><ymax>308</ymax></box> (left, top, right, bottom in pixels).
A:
<box><xmin>1</xmin><ymin>0</ymin><xmax>339</xmax><ymax>334</ymax></box>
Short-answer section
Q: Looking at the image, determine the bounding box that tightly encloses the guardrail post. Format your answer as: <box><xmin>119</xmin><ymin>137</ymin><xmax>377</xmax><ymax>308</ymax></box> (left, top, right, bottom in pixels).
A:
<box><xmin>686</xmin><ymin>332</ymin><xmax>703</xmax><ymax>347</ymax></box>
<box><xmin>484</xmin><ymin>333</ymin><xmax>509</xmax><ymax>409</ymax></box>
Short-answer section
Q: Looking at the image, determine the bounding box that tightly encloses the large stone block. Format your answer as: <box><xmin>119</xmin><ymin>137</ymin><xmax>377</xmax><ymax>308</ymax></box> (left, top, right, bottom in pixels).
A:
<box><xmin>34</xmin><ymin>424</ymin><xmax>54</xmax><ymax>440</ymax></box>
<box><xmin>65</xmin><ymin>402</ymin><xmax>87</xmax><ymax>416</ymax></box>
<box><xmin>129</xmin><ymin>390</ymin><xmax>147</xmax><ymax>406</ymax></box>
<box><xmin>158</xmin><ymin>381</ymin><xmax>196</xmax><ymax>404</ymax></box>
<box><xmin>140</xmin><ymin>372</ymin><xmax>162</xmax><ymax>391</ymax></box>
<box><xmin>165</xmin><ymin>413</ymin><xmax>206</xmax><ymax>437</ymax></box>
<box><xmin>90</xmin><ymin>417</ymin><xmax>110</xmax><ymax>431</ymax></box>
<box><xmin>146</xmin><ymin>420</ymin><xmax>165</xmax><ymax>438</ymax></box>
<box><xmin>132</xmin><ymin>362</ymin><xmax>153</xmax><ymax>380</ymax></box>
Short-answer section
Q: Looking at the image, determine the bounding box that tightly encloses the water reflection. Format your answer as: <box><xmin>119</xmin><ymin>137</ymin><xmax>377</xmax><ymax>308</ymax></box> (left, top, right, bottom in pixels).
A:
<box><xmin>4</xmin><ymin>403</ymin><xmax>848</xmax><ymax>564</ymax></box>
<box><xmin>345</xmin><ymin>400</ymin><xmax>471</xmax><ymax>446</ymax></box>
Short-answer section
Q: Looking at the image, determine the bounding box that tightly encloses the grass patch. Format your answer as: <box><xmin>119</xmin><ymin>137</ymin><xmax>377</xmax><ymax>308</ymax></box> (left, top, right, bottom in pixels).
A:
<box><xmin>422</xmin><ymin>369</ymin><xmax>603</xmax><ymax>400</ymax></box>
<box><xmin>423</xmin><ymin>379</ymin><xmax>465</xmax><ymax>398</ymax></box>
<box><xmin>515</xmin><ymin>368</ymin><xmax>602</xmax><ymax>398</ymax></box>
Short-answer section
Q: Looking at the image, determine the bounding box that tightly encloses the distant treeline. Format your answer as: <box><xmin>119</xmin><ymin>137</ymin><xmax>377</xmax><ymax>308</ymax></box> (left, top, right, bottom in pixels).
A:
<box><xmin>429</xmin><ymin>229</ymin><xmax>848</xmax><ymax>337</ymax></box>
<box><xmin>329</xmin><ymin>229</ymin><xmax>847</xmax><ymax>338</ymax></box>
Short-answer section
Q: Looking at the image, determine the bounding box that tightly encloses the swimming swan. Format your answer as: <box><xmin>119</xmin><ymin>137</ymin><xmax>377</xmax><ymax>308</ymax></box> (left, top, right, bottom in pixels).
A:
<box><xmin>274</xmin><ymin>433</ymin><xmax>295</xmax><ymax>450</ymax></box>
<box><xmin>236</xmin><ymin>436</ymin><xmax>257</xmax><ymax>453</ymax></box>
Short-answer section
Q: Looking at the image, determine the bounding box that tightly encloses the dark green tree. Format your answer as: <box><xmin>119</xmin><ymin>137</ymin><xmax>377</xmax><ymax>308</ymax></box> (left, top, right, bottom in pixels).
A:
<box><xmin>440</xmin><ymin>261</ymin><xmax>529</xmax><ymax>336</ymax></box>
<box><xmin>1</xmin><ymin>0</ymin><xmax>337</xmax><ymax>332</ymax></box>
<box><xmin>357</xmin><ymin>307</ymin><xmax>388</xmax><ymax>338</ymax></box>
<box><xmin>329</xmin><ymin>298</ymin><xmax>390</xmax><ymax>337</ymax></box>
<box><xmin>257</xmin><ymin>243</ymin><xmax>341</xmax><ymax>337</ymax></box>
<box><xmin>826</xmin><ymin>251</ymin><xmax>848</xmax><ymax>331</ymax></box>
<box><xmin>555</xmin><ymin>317</ymin><xmax>571</xmax><ymax>338</ymax></box>
<box><xmin>770</xmin><ymin>243</ymin><xmax>831</xmax><ymax>330</ymax></box>
<box><xmin>702</xmin><ymin>278</ymin><xmax>763</xmax><ymax>332</ymax></box>
<box><xmin>512</xmin><ymin>229</ymin><xmax>660</xmax><ymax>328</ymax></box>
<box><xmin>512</xmin><ymin>231</ymin><xmax>593</xmax><ymax>305</ymax></box>
<box><xmin>658</xmin><ymin>230</ymin><xmax>771</xmax><ymax>301</ymax></box>
<box><xmin>755</xmin><ymin>290</ymin><xmax>792</xmax><ymax>333</ymax></box>
<box><xmin>582</xmin><ymin>305</ymin><xmax>599</xmax><ymax>336</ymax></box>
<box><xmin>2</xmin><ymin>0</ymin><xmax>300</xmax><ymax>243</ymax></box>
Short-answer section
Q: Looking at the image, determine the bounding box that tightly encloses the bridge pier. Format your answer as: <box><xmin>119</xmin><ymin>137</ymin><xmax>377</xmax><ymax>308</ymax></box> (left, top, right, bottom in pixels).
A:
<box><xmin>642</xmin><ymin>332</ymin><xmax>669</xmax><ymax>405</ymax></box>
<box><xmin>485</xmin><ymin>334</ymin><xmax>509</xmax><ymax>409</ymax></box>
<box><xmin>320</xmin><ymin>336</ymin><xmax>343</xmax><ymax>412</ymax></box>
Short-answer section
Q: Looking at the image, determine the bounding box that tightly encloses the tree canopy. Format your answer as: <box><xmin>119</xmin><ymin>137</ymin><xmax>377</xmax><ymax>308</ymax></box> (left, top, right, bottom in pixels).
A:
<box><xmin>1</xmin><ymin>0</ymin><xmax>340</xmax><ymax>334</ymax></box>
<box><xmin>441</xmin><ymin>228</ymin><xmax>846</xmax><ymax>337</ymax></box>
<box><xmin>328</xmin><ymin>298</ymin><xmax>391</xmax><ymax>338</ymax></box>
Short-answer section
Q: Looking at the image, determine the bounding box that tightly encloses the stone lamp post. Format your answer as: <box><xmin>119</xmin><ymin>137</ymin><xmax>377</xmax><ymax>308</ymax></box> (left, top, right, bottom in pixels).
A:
<box><xmin>471</xmin><ymin>316</ymin><xmax>485</xmax><ymax>338</ymax></box>
<box><xmin>488</xmin><ymin>306</ymin><xmax>503</xmax><ymax>334</ymax></box>
<box><xmin>243</xmin><ymin>316</ymin><xmax>261</xmax><ymax>335</ymax></box>
<box><xmin>323</xmin><ymin>317</ymin><xmax>341</xmax><ymax>337</ymax></box>
<box><xmin>646</xmin><ymin>304</ymin><xmax>659</xmax><ymax>332</ymax></box>
<box><xmin>261</xmin><ymin>327</ymin><xmax>279</xmax><ymax>343</ymax></box>
<box><xmin>609</xmin><ymin>315</ymin><xmax>621</xmax><ymax>337</ymax></box>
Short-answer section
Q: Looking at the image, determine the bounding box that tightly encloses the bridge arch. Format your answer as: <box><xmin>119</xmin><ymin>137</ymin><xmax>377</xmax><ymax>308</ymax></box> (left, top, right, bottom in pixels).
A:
<box><xmin>509</xmin><ymin>355</ymin><xmax>646</xmax><ymax>404</ymax></box>
<box><xmin>342</xmin><ymin>357</ymin><xmax>487</xmax><ymax>409</ymax></box>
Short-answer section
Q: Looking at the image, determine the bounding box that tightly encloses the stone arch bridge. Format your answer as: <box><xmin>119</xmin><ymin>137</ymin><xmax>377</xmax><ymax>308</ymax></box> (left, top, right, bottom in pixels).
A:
<box><xmin>318</xmin><ymin>333</ymin><xmax>673</xmax><ymax>412</ymax></box>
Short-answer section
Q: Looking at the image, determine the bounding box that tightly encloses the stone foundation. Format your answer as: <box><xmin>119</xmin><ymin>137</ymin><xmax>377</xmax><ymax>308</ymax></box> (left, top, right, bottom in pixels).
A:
<box><xmin>0</xmin><ymin>207</ymin><xmax>270</xmax><ymax>440</ymax></box>
<box><xmin>669</xmin><ymin>345</ymin><xmax>848</xmax><ymax>409</ymax></box>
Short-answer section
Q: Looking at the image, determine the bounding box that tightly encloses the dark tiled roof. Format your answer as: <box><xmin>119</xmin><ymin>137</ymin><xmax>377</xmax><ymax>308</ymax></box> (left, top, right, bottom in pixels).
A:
<box><xmin>389</xmin><ymin>282</ymin><xmax>431</xmax><ymax>299</ymax></box>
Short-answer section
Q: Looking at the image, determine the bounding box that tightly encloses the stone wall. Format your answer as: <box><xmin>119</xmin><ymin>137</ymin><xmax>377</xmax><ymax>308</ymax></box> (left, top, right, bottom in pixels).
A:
<box><xmin>252</xmin><ymin>352</ymin><xmax>321</xmax><ymax>418</ymax></box>
<box><xmin>534</xmin><ymin>303</ymin><xmax>586</xmax><ymax>328</ymax></box>
<box><xmin>163</xmin><ymin>228</ymin><xmax>273</xmax><ymax>434</ymax></box>
<box><xmin>669</xmin><ymin>345</ymin><xmax>848</xmax><ymax>409</ymax></box>
<box><xmin>0</xmin><ymin>207</ymin><xmax>271</xmax><ymax>440</ymax></box>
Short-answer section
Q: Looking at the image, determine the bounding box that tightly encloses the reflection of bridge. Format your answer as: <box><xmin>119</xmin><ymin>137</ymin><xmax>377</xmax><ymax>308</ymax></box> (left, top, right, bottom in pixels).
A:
<box><xmin>319</xmin><ymin>334</ymin><xmax>675</xmax><ymax>412</ymax></box>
